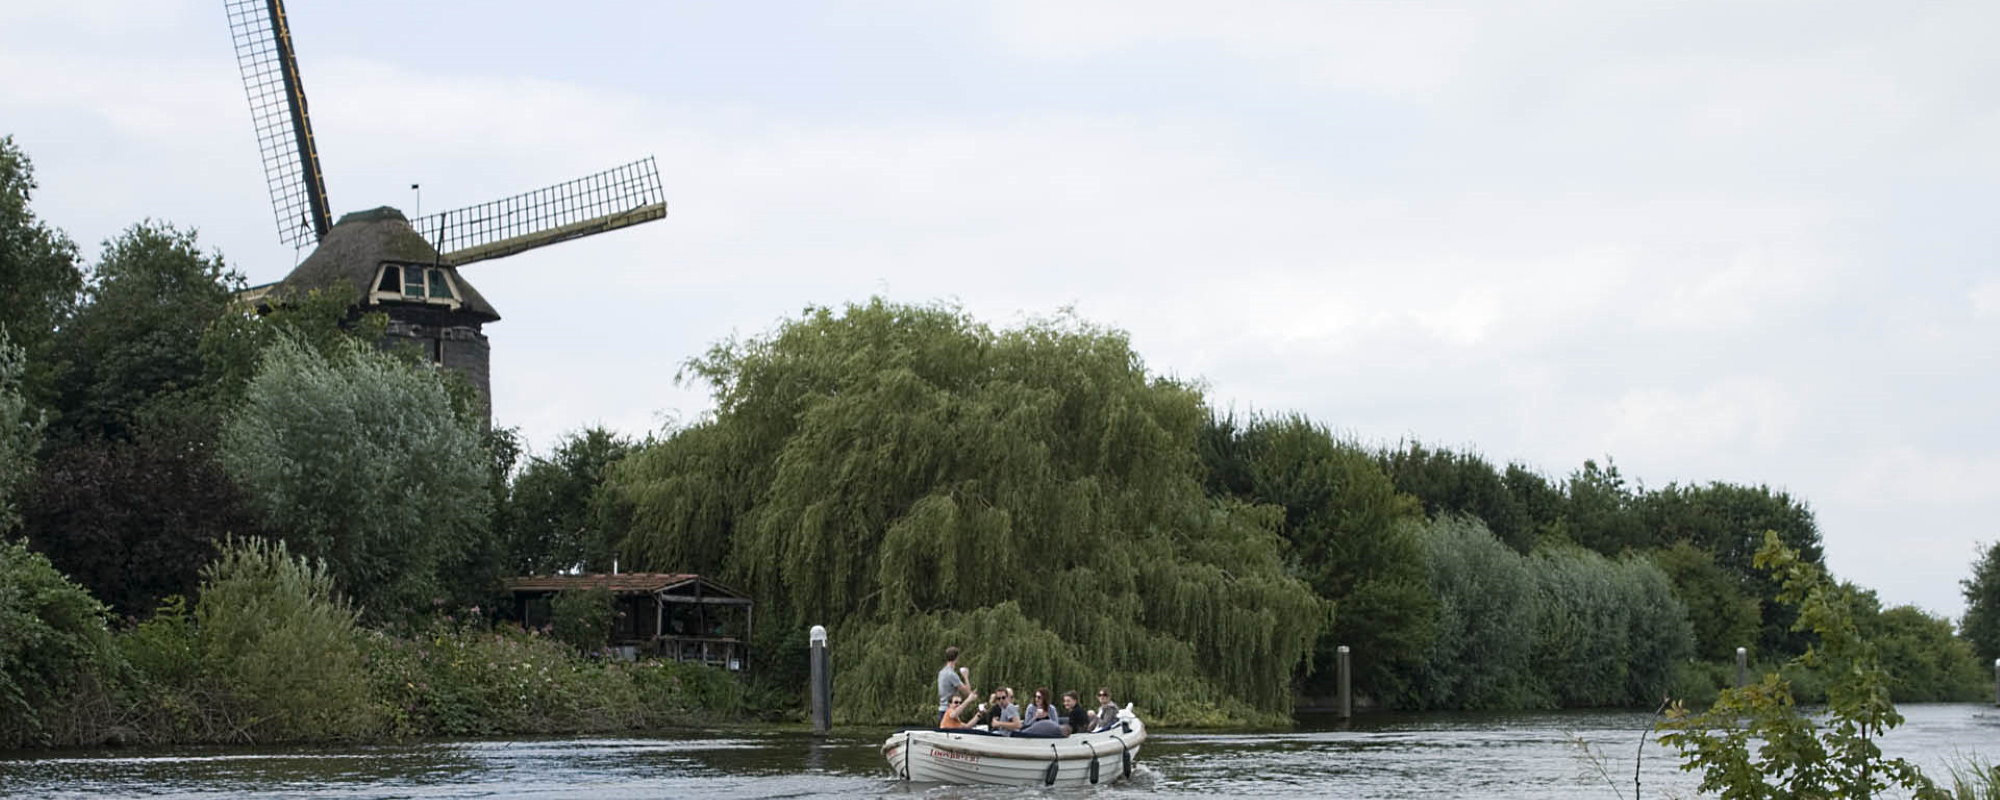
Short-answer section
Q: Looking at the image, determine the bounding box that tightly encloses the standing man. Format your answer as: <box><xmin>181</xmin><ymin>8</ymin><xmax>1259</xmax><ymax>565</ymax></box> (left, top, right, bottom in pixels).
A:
<box><xmin>937</xmin><ymin>646</ymin><xmax>972</xmax><ymax>725</ymax></box>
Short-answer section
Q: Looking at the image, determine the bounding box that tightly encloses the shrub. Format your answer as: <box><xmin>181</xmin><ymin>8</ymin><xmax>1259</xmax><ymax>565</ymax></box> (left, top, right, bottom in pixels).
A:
<box><xmin>550</xmin><ymin>587</ymin><xmax>614</xmax><ymax>654</ymax></box>
<box><xmin>365</xmin><ymin>621</ymin><xmax>744</xmax><ymax>737</ymax></box>
<box><xmin>0</xmin><ymin>537</ymin><xmax>116</xmax><ymax>747</ymax></box>
<box><xmin>1414</xmin><ymin>515</ymin><xmax>1540</xmax><ymax>709</ymax></box>
<box><xmin>194</xmin><ymin>538</ymin><xmax>379</xmax><ymax>741</ymax></box>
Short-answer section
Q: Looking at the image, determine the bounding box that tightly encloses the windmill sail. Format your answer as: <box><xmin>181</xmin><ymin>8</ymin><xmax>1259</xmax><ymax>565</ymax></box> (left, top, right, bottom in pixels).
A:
<box><xmin>413</xmin><ymin>158</ymin><xmax>668</xmax><ymax>267</ymax></box>
<box><xmin>226</xmin><ymin>0</ymin><xmax>332</xmax><ymax>246</ymax></box>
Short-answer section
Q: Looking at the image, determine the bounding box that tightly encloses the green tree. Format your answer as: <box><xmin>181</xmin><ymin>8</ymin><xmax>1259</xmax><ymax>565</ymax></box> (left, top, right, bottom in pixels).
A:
<box><xmin>1963</xmin><ymin>540</ymin><xmax>2000</xmax><ymax>663</ymax></box>
<box><xmin>22</xmin><ymin>427</ymin><xmax>262</xmax><ymax>618</ymax></box>
<box><xmin>1635</xmin><ymin>483</ymin><xmax>1823</xmax><ymax>657</ymax></box>
<box><xmin>613</xmin><ymin>299</ymin><xmax>1323</xmax><ymax>724</ymax></box>
<box><xmin>1201</xmin><ymin>413</ymin><xmax>1434</xmax><ymax>703</ymax></box>
<box><xmin>1412</xmin><ymin>515</ymin><xmax>1540</xmax><ymax>709</ymax></box>
<box><xmin>1650</xmin><ymin>539</ymin><xmax>1761</xmax><ymax>662</ymax></box>
<box><xmin>1561</xmin><ymin>458</ymin><xmax>1644</xmax><ymax>554</ymax></box>
<box><xmin>219</xmin><ymin>339</ymin><xmax>491</xmax><ymax>620</ymax></box>
<box><xmin>0</xmin><ymin>536</ymin><xmax>116</xmax><ymax>748</ymax></box>
<box><xmin>1530</xmin><ymin>546</ymin><xmax>1692</xmax><ymax>707</ymax></box>
<box><xmin>550</xmin><ymin>587</ymin><xmax>615</xmax><ymax>653</ymax></box>
<box><xmin>1861</xmin><ymin>601</ymin><xmax>1986</xmax><ymax>702</ymax></box>
<box><xmin>507</xmin><ymin>427</ymin><xmax>637</xmax><ymax>574</ymax></box>
<box><xmin>1379</xmin><ymin>442</ymin><xmax>1540</xmax><ymax>553</ymax></box>
<box><xmin>0</xmin><ymin>331</ymin><xmax>43</xmax><ymax>533</ymax></box>
<box><xmin>199</xmin><ymin>284</ymin><xmax>387</xmax><ymax>406</ymax></box>
<box><xmin>46</xmin><ymin>221</ymin><xmax>240</xmax><ymax>444</ymax></box>
<box><xmin>0</xmin><ymin>135</ymin><xmax>83</xmax><ymax>406</ymax></box>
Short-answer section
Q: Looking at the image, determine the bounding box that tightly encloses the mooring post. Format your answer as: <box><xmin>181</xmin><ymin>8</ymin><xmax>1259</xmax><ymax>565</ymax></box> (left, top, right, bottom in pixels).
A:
<box><xmin>809</xmin><ymin>625</ymin><xmax>831</xmax><ymax>734</ymax></box>
<box><xmin>1992</xmin><ymin>658</ymin><xmax>1998</xmax><ymax>707</ymax></box>
<box><xmin>1735</xmin><ymin>646</ymin><xmax>1748</xmax><ymax>689</ymax></box>
<box><xmin>1337</xmin><ymin>644</ymin><xmax>1352</xmax><ymax>719</ymax></box>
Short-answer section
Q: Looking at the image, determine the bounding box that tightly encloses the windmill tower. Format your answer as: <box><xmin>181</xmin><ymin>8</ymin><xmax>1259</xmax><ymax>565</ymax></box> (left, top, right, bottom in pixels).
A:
<box><xmin>224</xmin><ymin>0</ymin><xmax>666</xmax><ymax>421</ymax></box>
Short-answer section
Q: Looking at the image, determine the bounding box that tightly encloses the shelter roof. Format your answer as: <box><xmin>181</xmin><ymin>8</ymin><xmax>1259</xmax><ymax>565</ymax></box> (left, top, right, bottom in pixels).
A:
<box><xmin>503</xmin><ymin>573</ymin><xmax>747</xmax><ymax>599</ymax></box>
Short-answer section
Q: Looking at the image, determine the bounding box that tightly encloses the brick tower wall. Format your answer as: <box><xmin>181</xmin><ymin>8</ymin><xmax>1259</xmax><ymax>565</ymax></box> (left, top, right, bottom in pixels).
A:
<box><xmin>381</xmin><ymin>306</ymin><xmax>493</xmax><ymax>426</ymax></box>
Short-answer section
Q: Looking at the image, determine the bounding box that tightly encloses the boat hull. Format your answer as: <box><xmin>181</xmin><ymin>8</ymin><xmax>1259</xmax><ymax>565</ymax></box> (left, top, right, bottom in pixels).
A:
<box><xmin>882</xmin><ymin>706</ymin><xmax>1146</xmax><ymax>786</ymax></box>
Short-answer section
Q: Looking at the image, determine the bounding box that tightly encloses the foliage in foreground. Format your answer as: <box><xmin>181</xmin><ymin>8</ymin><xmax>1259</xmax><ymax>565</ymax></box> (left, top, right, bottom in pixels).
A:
<box><xmin>1659</xmin><ymin>532</ymin><xmax>1948</xmax><ymax>800</ymax></box>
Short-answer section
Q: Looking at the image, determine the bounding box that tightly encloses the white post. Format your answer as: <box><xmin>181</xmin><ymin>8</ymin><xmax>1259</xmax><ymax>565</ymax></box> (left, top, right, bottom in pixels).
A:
<box><xmin>1735</xmin><ymin>647</ymin><xmax>1749</xmax><ymax>689</ymax></box>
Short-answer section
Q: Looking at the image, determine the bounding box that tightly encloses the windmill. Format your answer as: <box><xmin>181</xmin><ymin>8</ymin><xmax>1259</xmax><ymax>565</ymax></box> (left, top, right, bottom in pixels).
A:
<box><xmin>224</xmin><ymin>0</ymin><xmax>667</xmax><ymax>420</ymax></box>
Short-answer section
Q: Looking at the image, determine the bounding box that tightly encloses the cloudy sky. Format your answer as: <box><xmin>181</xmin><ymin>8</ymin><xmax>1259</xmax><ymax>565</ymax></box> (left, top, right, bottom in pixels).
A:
<box><xmin>4</xmin><ymin>1</ymin><xmax>1996</xmax><ymax>619</ymax></box>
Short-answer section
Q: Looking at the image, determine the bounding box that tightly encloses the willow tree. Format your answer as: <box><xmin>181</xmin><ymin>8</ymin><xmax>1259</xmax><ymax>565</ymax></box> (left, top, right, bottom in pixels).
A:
<box><xmin>610</xmin><ymin>299</ymin><xmax>1322</xmax><ymax>724</ymax></box>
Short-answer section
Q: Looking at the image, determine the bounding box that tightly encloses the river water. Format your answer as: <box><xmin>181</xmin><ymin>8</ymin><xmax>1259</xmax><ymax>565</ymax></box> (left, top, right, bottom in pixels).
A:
<box><xmin>4</xmin><ymin>704</ymin><xmax>1998</xmax><ymax>798</ymax></box>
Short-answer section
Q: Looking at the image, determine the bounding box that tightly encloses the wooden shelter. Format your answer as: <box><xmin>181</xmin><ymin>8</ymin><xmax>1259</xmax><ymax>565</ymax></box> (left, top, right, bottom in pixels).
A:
<box><xmin>504</xmin><ymin>573</ymin><xmax>752</xmax><ymax>671</ymax></box>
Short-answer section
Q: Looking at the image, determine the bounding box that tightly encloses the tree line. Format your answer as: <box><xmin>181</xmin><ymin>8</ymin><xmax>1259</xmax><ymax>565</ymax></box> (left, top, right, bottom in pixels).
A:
<box><xmin>3</xmin><ymin>133</ymin><xmax>1998</xmax><ymax>743</ymax></box>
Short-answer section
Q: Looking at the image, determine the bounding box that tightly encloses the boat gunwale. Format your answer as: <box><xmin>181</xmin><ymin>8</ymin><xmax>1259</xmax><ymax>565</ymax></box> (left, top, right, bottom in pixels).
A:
<box><xmin>886</xmin><ymin>723</ymin><xmax>1145</xmax><ymax>763</ymax></box>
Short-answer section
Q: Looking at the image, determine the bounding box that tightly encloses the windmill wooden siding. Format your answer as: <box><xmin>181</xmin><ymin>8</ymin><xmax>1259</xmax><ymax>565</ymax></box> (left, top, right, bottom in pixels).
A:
<box><xmin>504</xmin><ymin>573</ymin><xmax>754</xmax><ymax>672</ymax></box>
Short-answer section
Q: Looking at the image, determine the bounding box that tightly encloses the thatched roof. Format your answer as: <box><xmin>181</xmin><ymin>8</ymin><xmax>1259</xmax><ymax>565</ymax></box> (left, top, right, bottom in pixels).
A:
<box><xmin>274</xmin><ymin>207</ymin><xmax>500</xmax><ymax>322</ymax></box>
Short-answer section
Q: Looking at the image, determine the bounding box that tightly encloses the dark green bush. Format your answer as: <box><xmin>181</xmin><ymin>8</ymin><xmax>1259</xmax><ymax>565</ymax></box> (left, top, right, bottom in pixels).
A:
<box><xmin>0</xmin><ymin>537</ymin><xmax>116</xmax><ymax>747</ymax></box>
<box><xmin>367</xmin><ymin>621</ymin><xmax>744</xmax><ymax>736</ymax></box>
<box><xmin>1414</xmin><ymin>515</ymin><xmax>1540</xmax><ymax>709</ymax></box>
<box><xmin>550</xmin><ymin>587</ymin><xmax>614</xmax><ymax>654</ymax></box>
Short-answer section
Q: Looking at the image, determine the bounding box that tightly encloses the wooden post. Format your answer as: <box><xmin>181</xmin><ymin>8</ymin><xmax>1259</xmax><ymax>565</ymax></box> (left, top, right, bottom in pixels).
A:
<box><xmin>1735</xmin><ymin>647</ymin><xmax>1748</xmax><ymax>689</ymax></box>
<box><xmin>809</xmin><ymin>625</ymin><xmax>831</xmax><ymax>734</ymax></box>
<box><xmin>1337</xmin><ymin>645</ymin><xmax>1352</xmax><ymax>719</ymax></box>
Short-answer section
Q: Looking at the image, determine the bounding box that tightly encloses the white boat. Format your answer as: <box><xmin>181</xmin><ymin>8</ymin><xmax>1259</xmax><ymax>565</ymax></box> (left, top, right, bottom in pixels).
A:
<box><xmin>881</xmin><ymin>704</ymin><xmax>1147</xmax><ymax>786</ymax></box>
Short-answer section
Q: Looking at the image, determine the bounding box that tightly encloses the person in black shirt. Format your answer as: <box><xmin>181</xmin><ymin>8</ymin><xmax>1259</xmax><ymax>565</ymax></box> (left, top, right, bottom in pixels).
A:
<box><xmin>1060</xmin><ymin>690</ymin><xmax>1091</xmax><ymax>735</ymax></box>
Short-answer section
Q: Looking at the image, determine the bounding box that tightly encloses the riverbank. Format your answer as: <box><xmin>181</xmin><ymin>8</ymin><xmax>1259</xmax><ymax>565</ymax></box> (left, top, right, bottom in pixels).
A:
<box><xmin>2</xmin><ymin>538</ymin><xmax>758</xmax><ymax>751</ymax></box>
<box><xmin>27</xmin><ymin>619</ymin><xmax>753</xmax><ymax>750</ymax></box>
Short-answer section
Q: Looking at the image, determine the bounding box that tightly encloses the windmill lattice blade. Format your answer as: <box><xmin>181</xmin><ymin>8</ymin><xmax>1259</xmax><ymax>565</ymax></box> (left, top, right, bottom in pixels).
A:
<box><xmin>225</xmin><ymin>0</ymin><xmax>332</xmax><ymax>247</ymax></box>
<box><xmin>417</xmin><ymin>158</ymin><xmax>668</xmax><ymax>267</ymax></box>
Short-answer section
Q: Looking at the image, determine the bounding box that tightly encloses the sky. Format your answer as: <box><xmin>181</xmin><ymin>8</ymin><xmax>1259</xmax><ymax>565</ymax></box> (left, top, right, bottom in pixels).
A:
<box><xmin>3</xmin><ymin>1</ymin><xmax>1996</xmax><ymax>620</ymax></box>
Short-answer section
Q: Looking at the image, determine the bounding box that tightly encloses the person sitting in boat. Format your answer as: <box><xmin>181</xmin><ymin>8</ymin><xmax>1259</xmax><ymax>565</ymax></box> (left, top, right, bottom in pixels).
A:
<box><xmin>939</xmin><ymin>694</ymin><xmax>972</xmax><ymax>729</ymax></box>
<box><xmin>967</xmin><ymin>689</ymin><xmax>1001</xmax><ymax>729</ymax></box>
<box><xmin>975</xmin><ymin>688</ymin><xmax>1023</xmax><ymax>734</ymax></box>
<box><xmin>936</xmin><ymin>646</ymin><xmax>972</xmax><ymax>726</ymax></box>
<box><xmin>1017</xmin><ymin>687</ymin><xmax>1066</xmax><ymax>738</ymax></box>
<box><xmin>1060</xmin><ymin>690</ymin><xmax>1092</xmax><ymax>736</ymax></box>
<box><xmin>1090</xmin><ymin>686</ymin><xmax>1120</xmax><ymax>732</ymax></box>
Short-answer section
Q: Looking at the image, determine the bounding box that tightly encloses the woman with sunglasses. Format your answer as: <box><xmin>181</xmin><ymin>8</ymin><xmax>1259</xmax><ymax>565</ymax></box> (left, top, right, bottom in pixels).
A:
<box><xmin>1090</xmin><ymin>687</ymin><xmax>1119</xmax><ymax>732</ymax></box>
<box><xmin>1017</xmin><ymin>687</ymin><xmax>1065</xmax><ymax>737</ymax></box>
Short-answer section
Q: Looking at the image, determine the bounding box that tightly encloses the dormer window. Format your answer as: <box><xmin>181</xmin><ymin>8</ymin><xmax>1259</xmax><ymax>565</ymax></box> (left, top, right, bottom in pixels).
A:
<box><xmin>372</xmin><ymin>263</ymin><xmax>460</xmax><ymax>308</ymax></box>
